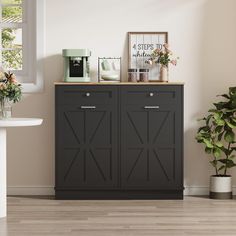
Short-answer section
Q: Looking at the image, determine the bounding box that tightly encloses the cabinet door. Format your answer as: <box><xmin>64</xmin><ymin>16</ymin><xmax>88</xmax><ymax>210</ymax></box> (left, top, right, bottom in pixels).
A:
<box><xmin>56</xmin><ymin>87</ymin><xmax>118</xmax><ymax>189</ymax></box>
<box><xmin>120</xmin><ymin>86</ymin><xmax>183</xmax><ymax>190</ymax></box>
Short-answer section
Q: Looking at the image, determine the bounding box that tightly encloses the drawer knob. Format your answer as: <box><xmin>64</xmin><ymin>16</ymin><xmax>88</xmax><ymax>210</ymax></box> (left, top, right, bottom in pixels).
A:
<box><xmin>149</xmin><ymin>93</ymin><xmax>154</xmax><ymax>97</ymax></box>
<box><xmin>86</xmin><ymin>92</ymin><xmax>90</xmax><ymax>97</ymax></box>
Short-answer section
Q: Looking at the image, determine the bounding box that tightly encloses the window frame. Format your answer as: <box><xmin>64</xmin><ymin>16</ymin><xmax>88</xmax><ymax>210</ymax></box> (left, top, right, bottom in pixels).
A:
<box><xmin>1</xmin><ymin>1</ymin><xmax>26</xmax><ymax>75</ymax></box>
<box><xmin>0</xmin><ymin>0</ymin><xmax>45</xmax><ymax>93</ymax></box>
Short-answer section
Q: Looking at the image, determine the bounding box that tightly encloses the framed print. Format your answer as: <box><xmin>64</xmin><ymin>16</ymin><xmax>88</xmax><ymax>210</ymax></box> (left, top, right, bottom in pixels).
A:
<box><xmin>98</xmin><ymin>57</ymin><xmax>121</xmax><ymax>83</ymax></box>
<box><xmin>128</xmin><ymin>32</ymin><xmax>168</xmax><ymax>81</ymax></box>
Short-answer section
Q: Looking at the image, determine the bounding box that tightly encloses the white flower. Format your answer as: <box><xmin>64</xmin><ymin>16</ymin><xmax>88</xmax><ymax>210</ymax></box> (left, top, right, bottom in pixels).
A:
<box><xmin>0</xmin><ymin>71</ymin><xmax>4</xmax><ymax>80</ymax></box>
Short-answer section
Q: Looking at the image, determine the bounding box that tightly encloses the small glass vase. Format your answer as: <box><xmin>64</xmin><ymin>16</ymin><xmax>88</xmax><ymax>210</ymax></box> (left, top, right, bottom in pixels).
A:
<box><xmin>0</xmin><ymin>98</ymin><xmax>12</xmax><ymax>119</ymax></box>
<box><xmin>159</xmin><ymin>65</ymin><xmax>169</xmax><ymax>82</ymax></box>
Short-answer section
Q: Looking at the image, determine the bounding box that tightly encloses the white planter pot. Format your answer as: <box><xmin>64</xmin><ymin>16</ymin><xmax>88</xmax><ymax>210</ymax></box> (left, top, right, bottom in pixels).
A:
<box><xmin>210</xmin><ymin>175</ymin><xmax>232</xmax><ymax>199</ymax></box>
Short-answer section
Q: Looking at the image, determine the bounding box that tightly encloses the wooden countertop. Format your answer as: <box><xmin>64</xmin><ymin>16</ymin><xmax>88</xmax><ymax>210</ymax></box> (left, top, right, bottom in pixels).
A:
<box><xmin>54</xmin><ymin>82</ymin><xmax>185</xmax><ymax>85</ymax></box>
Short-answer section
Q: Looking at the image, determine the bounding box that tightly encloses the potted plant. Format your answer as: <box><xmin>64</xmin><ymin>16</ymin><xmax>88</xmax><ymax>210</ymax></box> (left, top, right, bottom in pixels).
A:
<box><xmin>0</xmin><ymin>70</ymin><xmax>22</xmax><ymax>119</ymax></box>
<box><xmin>196</xmin><ymin>87</ymin><xmax>236</xmax><ymax>199</ymax></box>
<box><xmin>146</xmin><ymin>44</ymin><xmax>179</xmax><ymax>82</ymax></box>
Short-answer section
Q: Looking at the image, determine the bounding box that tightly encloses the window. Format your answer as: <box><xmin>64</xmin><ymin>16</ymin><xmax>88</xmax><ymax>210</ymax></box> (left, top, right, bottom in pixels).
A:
<box><xmin>0</xmin><ymin>0</ymin><xmax>44</xmax><ymax>93</ymax></box>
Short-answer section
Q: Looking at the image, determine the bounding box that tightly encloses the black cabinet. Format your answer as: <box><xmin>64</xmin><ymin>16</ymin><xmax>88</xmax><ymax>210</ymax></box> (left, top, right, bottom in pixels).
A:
<box><xmin>120</xmin><ymin>86</ymin><xmax>183</xmax><ymax>190</ymax></box>
<box><xmin>55</xmin><ymin>84</ymin><xmax>184</xmax><ymax>199</ymax></box>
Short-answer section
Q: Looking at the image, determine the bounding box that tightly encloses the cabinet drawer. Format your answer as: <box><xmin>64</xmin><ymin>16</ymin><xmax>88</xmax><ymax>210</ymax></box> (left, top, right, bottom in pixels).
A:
<box><xmin>121</xmin><ymin>86</ymin><xmax>181</xmax><ymax>105</ymax></box>
<box><xmin>56</xmin><ymin>86</ymin><xmax>117</xmax><ymax>105</ymax></box>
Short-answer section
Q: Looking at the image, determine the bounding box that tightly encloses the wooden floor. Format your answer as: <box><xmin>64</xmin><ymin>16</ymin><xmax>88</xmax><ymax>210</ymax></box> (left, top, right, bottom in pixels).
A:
<box><xmin>1</xmin><ymin>196</ymin><xmax>236</xmax><ymax>236</ymax></box>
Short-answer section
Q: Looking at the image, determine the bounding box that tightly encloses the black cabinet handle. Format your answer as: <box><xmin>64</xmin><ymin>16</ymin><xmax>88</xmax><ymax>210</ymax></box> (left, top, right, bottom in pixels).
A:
<box><xmin>80</xmin><ymin>106</ymin><xmax>96</xmax><ymax>109</ymax></box>
<box><xmin>144</xmin><ymin>106</ymin><xmax>160</xmax><ymax>109</ymax></box>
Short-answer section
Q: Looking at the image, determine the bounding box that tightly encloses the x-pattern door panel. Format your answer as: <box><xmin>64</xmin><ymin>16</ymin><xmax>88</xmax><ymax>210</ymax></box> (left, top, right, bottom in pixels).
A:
<box><xmin>125</xmin><ymin>110</ymin><xmax>174</xmax><ymax>147</ymax></box>
<box><xmin>121</xmin><ymin>86</ymin><xmax>182</xmax><ymax>190</ymax></box>
<box><xmin>56</xmin><ymin>103</ymin><xmax>118</xmax><ymax>189</ymax></box>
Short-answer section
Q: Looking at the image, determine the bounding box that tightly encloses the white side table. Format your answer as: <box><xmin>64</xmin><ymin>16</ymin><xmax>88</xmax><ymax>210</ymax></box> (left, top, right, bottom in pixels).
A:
<box><xmin>0</xmin><ymin>118</ymin><xmax>43</xmax><ymax>218</ymax></box>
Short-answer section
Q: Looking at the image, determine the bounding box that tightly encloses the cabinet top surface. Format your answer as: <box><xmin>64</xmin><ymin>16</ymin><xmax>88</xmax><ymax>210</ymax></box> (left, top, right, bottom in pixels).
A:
<box><xmin>54</xmin><ymin>82</ymin><xmax>185</xmax><ymax>86</ymax></box>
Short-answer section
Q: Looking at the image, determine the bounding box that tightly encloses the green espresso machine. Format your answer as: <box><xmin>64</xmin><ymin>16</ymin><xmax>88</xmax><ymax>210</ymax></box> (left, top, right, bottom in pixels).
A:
<box><xmin>63</xmin><ymin>49</ymin><xmax>91</xmax><ymax>82</ymax></box>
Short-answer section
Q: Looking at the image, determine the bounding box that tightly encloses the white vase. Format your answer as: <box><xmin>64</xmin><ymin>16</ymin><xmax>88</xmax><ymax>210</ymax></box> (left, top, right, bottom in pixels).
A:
<box><xmin>0</xmin><ymin>98</ymin><xmax>12</xmax><ymax>119</ymax></box>
<box><xmin>209</xmin><ymin>175</ymin><xmax>232</xmax><ymax>199</ymax></box>
<box><xmin>159</xmin><ymin>65</ymin><xmax>168</xmax><ymax>82</ymax></box>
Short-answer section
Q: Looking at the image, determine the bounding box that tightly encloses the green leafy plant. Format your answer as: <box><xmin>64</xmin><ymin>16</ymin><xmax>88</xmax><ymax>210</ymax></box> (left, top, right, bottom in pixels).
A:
<box><xmin>196</xmin><ymin>87</ymin><xmax>236</xmax><ymax>176</ymax></box>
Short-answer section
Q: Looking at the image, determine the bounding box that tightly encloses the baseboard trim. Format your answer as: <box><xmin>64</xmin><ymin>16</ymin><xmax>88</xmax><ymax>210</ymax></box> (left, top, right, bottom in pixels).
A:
<box><xmin>8</xmin><ymin>186</ymin><xmax>54</xmax><ymax>196</ymax></box>
<box><xmin>184</xmin><ymin>186</ymin><xmax>209</xmax><ymax>195</ymax></box>
<box><xmin>185</xmin><ymin>186</ymin><xmax>236</xmax><ymax>195</ymax></box>
<box><xmin>7</xmin><ymin>186</ymin><xmax>236</xmax><ymax>196</ymax></box>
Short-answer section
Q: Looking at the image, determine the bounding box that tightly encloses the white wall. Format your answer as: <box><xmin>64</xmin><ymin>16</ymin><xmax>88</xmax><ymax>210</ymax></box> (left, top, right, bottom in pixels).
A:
<box><xmin>7</xmin><ymin>0</ymin><xmax>236</xmax><ymax>195</ymax></box>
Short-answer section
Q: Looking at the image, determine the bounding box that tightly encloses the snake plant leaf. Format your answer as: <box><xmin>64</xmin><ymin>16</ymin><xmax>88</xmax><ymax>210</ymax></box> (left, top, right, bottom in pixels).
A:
<box><xmin>224</xmin><ymin>130</ymin><xmax>235</xmax><ymax>143</ymax></box>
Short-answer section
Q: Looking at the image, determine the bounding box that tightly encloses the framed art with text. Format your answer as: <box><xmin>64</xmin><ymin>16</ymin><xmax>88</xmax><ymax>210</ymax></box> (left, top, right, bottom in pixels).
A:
<box><xmin>128</xmin><ymin>32</ymin><xmax>168</xmax><ymax>81</ymax></box>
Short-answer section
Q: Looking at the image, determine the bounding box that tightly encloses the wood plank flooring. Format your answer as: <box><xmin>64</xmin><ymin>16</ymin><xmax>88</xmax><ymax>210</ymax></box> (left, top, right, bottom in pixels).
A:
<box><xmin>1</xmin><ymin>196</ymin><xmax>236</xmax><ymax>235</ymax></box>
